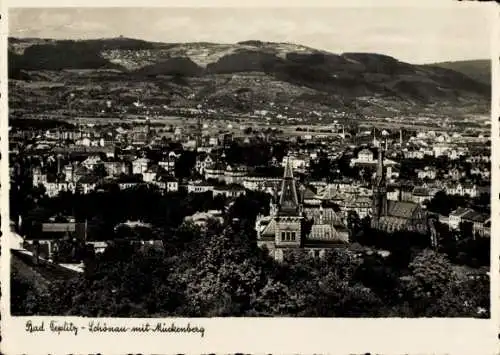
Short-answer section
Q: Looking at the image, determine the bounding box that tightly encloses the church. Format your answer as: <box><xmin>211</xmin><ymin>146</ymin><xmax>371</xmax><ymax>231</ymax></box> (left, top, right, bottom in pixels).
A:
<box><xmin>255</xmin><ymin>158</ymin><xmax>349</xmax><ymax>261</ymax></box>
<box><xmin>371</xmin><ymin>150</ymin><xmax>428</xmax><ymax>234</ymax></box>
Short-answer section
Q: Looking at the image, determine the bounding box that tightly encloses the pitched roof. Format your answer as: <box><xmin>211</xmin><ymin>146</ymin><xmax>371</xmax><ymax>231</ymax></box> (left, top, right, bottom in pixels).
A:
<box><xmin>146</xmin><ymin>164</ymin><xmax>164</xmax><ymax>174</ymax></box>
<box><xmin>354</xmin><ymin>196</ymin><xmax>372</xmax><ymax>206</ymax></box>
<box><xmin>301</xmin><ymin>186</ymin><xmax>317</xmax><ymax>200</ymax></box>
<box><xmin>40</xmin><ymin>222</ymin><xmax>87</xmax><ymax>240</ymax></box>
<box><xmin>315</xmin><ymin>185</ymin><xmax>343</xmax><ymax>201</ymax></box>
<box><xmin>42</xmin><ymin>223</ymin><xmax>76</xmax><ymax>233</ymax></box>
<box><xmin>386</xmin><ymin>201</ymin><xmax>420</xmax><ymax>219</ymax></box>
<box><xmin>449</xmin><ymin>207</ymin><xmax>472</xmax><ymax>217</ymax></box>
<box><xmin>156</xmin><ymin>174</ymin><xmax>178</xmax><ymax>183</ymax></box>
<box><xmin>277</xmin><ymin>158</ymin><xmax>300</xmax><ymax>216</ymax></box>
<box><xmin>309</xmin><ymin>224</ymin><xmax>336</xmax><ymax>241</ymax></box>
<box><xmin>78</xmin><ymin>174</ymin><xmax>99</xmax><ymax>184</ymax></box>
<box><xmin>412</xmin><ymin>187</ymin><xmax>430</xmax><ymax>196</ymax></box>
<box><xmin>206</xmin><ymin>161</ymin><xmax>226</xmax><ymax>171</ymax></box>
<box><xmin>261</xmin><ymin>218</ymin><xmax>277</xmax><ymax>238</ymax></box>
<box><xmin>116</xmin><ymin>220</ymin><xmax>153</xmax><ymax>229</ymax></box>
<box><xmin>462</xmin><ymin>210</ymin><xmax>489</xmax><ymax>223</ymax></box>
<box><xmin>358</xmin><ymin>148</ymin><xmax>373</xmax><ymax>155</ymax></box>
<box><xmin>74</xmin><ymin>165</ymin><xmax>89</xmax><ymax>175</ymax></box>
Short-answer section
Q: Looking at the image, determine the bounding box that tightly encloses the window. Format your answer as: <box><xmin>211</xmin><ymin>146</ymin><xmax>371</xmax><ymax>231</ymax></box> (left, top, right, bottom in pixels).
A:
<box><xmin>291</xmin><ymin>232</ymin><xmax>296</xmax><ymax>241</ymax></box>
<box><xmin>286</xmin><ymin>232</ymin><xmax>291</xmax><ymax>241</ymax></box>
<box><xmin>281</xmin><ymin>232</ymin><xmax>286</xmax><ymax>241</ymax></box>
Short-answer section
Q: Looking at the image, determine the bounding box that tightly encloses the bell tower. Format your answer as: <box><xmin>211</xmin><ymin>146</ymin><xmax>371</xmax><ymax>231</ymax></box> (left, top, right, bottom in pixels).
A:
<box><xmin>274</xmin><ymin>157</ymin><xmax>303</xmax><ymax>248</ymax></box>
<box><xmin>372</xmin><ymin>148</ymin><xmax>387</xmax><ymax>226</ymax></box>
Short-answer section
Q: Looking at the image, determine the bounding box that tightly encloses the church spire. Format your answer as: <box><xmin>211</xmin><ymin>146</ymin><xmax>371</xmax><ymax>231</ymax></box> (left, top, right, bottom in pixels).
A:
<box><xmin>377</xmin><ymin>148</ymin><xmax>383</xmax><ymax>175</ymax></box>
<box><xmin>373</xmin><ymin>147</ymin><xmax>388</xmax><ymax>219</ymax></box>
<box><xmin>283</xmin><ymin>156</ymin><xmax>294</xmax><ymax>179</ymax></box>
<box><xmin>278</xmin><ymin>157</ymin><xmax>300</xmax><ymax>215</ymax></box>
<box><xmin>375</xmin><ymin>147</ymin><xmax>385</xmax><ymax>186</ymax></box>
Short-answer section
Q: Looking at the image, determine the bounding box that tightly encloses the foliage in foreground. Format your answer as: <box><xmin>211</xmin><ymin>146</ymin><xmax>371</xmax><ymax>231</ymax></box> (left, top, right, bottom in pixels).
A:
<box><xmin>12</xmin><ymin>219</ymin><xmax>489</xmax><ymax>318</ymax></box>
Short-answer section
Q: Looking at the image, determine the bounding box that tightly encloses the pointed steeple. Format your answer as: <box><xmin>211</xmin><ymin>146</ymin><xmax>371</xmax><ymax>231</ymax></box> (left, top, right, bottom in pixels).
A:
<box><xmin>278</xmin><ymin>157</ymin><xmax>300</xmax><ymax>215</ymax></box>
<box><xmin>373</xmin><ymin>147</ymin><xmax>388</xmax><ymax>219</ymax></box>
<box><xmin>283</xmin><ymin>157</ymin><xmax>294</xmax><ymax>179</ymax></box>
<box><xmin>375</xmin><ymin>148</ymin><xmax>386</xmax><ymax>188</ymax></box>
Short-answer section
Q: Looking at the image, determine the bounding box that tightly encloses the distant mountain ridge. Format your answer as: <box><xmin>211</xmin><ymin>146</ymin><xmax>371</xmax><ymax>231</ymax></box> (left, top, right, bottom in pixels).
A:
<box><xmin>425</xmin><ymin>59</ymin><xmax>490</xmax><ymax>86</ymax></box>
<box><xmin>8</xmin><ymin>37</ymin><xmax>490</xmax><ymax>116</ymax></box>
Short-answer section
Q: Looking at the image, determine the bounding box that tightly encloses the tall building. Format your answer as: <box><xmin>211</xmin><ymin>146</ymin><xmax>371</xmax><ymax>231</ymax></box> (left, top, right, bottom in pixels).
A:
<box><xmin>372</xmin><ymin>150</ymin><xmax>388</xmax><ymax>218</ymax></box>
<box><xmin>371</xmin><ymin>149</ymin><xmax>428</xmax><ymax>234</ymax></box>
<box><xmin>256</xmin><ymin>158</ymin><xmax>349</xmax><ymax>261</ymax></box>
<box><xmin>273</xmin><ymin>160</ymin><xmax>303</xmax><ymax>248</ymax></box>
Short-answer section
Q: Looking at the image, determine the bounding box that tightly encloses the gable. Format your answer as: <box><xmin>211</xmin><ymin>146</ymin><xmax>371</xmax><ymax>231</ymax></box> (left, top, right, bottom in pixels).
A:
<box><xmin>261</xmin><ymin>218</ymin><xmax>277</xmax><ymax>237</ymax></box>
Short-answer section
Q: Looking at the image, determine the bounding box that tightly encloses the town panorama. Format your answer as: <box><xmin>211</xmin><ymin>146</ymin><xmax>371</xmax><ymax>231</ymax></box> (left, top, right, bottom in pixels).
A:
<box><xmin>9</xmin><ymin>35</ymin><xmax>491</xmax><ymax>317</ymax></box>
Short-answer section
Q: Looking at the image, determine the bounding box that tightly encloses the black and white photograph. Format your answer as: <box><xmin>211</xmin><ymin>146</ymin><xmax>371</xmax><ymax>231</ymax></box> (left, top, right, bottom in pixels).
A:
<box><xmin>7</xmin><ymin>4</ymin><xmax>492</xmax><ymax>321</ymax></box>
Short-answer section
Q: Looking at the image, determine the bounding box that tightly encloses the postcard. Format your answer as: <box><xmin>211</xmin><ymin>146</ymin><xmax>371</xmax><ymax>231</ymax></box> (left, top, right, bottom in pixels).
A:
<box><xmin>2</xmin><ymin>1</ymin><xmax>498</xmax><ymax>354</ymax></box>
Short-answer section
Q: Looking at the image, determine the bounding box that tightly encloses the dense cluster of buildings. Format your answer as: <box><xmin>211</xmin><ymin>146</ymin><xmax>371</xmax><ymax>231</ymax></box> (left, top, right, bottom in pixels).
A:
<box><xmin>10</xmin><ymin>117</ymin><xmax>491</xmax><ymax>261</ymax></box>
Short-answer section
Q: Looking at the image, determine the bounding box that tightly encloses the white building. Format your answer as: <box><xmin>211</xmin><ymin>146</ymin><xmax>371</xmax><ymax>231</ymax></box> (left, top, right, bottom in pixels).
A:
<box><xmin>132</xmin><ymin>157</ymin><xmax>149</xmax><ymax>175</ymax></box>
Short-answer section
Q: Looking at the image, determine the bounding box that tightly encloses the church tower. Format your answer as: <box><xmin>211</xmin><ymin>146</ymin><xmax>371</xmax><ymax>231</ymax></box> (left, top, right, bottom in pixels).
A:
<box><xmin>372</xmin><ymin>149</ymin><xmax>388</xmax><ymax>226</ymax></box>
<box><xmin>274</xmin><ymin>157</ymin><xmax>303</xmax><ymax>248</ymax></box>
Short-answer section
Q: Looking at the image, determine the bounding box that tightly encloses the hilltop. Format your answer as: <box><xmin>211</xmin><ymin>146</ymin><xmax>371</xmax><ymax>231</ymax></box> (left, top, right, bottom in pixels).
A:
<box><xmin>426</xmin><ymin>59</ymin><xmax>490</xmax><ymax>86</ymax></box>
<box><xmin>8</xmin><ymin>37</ymin><xmax>491</xmax><ymax>117</ymax></box>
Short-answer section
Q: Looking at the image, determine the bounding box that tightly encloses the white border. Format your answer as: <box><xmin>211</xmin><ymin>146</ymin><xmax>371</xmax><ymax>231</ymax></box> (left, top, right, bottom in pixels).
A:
<box><xmin>490</xmin><ymin>3</ymin><xmax>500</xmax><ymax>348</ymax></box>
<box><xmin>6</xmin><ymin>0</ymin><xmax>487</xmax><ymax>8</ymax></box>
<box><xmin>1</xmin><ymin>1</ymin><xmax>498</xmax><ymax>354</ymax></box>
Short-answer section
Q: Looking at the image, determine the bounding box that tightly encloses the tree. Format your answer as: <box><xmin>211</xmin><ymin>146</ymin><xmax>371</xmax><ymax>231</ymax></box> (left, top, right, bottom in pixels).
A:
<box><xmin>401</xmin><ymin>249</ymin><xmax>454</xmax><ymax>315</ymax></box>
<box><xmin>250</xmin><ymin>279</ymin><xmax>306</xmax><ymax>316</ymax></box>
<box><xmin>427</xmin><ymin>274</ymin><xmax>489</xmax><ymax>318</ymax></box>
<box><xmin>93</xmin><ymin>163</ymin><xmax>108</xmax><ymax>179</ymax></box>
<box><xmin>175</xmin><ymin>151</ymin><xmax>196</xmax><ymax>178</ymax></box>
<box><xmin>11</xmin><ymin>267</ymin><xmax>49</xmax><ymax>315</ymax></box>
<box><xmin>178</xmin><ymin>224</ymin><xmax>269</xmax><ymax>316</ymax></box>
<box><xmin>334</xmin><ymin>283</ymin><xmax>385</xmax><ymax>317</ymax></box>
<box><xmin>427</xmin><ymin>191</ymin><xmax>468</xmax><ymax>216</ymax></box>
<box><xmin>353</xmin><ymin>254</ymin><xmax>401</xmax><ymax>302</ymax></box>
<box><xmin>459</xmin><ymin>221</ymin><xmax>474</xmax><ymax>239</ymax></box>
<box><xmin>346</xmin><ymin>210</ymin><xmax>361</xmax><ymax>236</ymax></box>
<box><xmin>11</xmin><ymin>183</ymin><xmax>489</xmax><ymax>318</ymax></box>
<box><xmin>86</xmin><ymin>215</ymin><xmax>108</xmax><ymax>241</ymax></box>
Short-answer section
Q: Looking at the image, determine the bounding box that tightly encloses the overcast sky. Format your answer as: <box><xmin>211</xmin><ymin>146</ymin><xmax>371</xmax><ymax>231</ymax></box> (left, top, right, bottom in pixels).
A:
<box><xmin>9</xmin><ymin>6</ymin><xmax>492</xmax><ymax>64</ymax></box>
